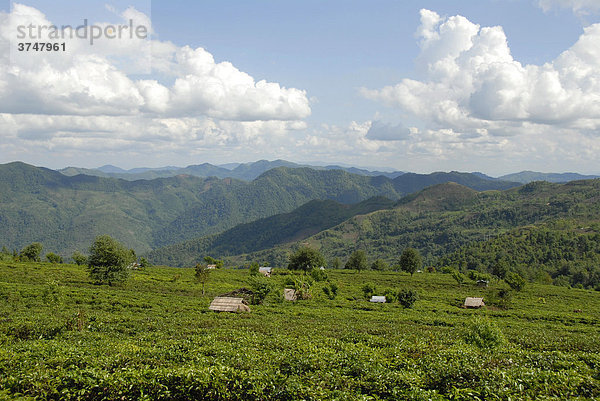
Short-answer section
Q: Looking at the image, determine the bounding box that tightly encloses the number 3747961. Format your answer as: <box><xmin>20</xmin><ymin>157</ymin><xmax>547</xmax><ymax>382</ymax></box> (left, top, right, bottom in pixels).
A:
<box><xmin>17</xmin><ymin>42</ymin><xmax>66</xmax><ymax>51</ymax></box>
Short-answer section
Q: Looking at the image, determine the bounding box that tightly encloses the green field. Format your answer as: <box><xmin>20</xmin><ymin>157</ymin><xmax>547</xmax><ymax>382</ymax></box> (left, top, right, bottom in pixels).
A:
<box><xmin>1</xmin><ymin>262</ymin><xmax>599</xmax><ymax>400</ymax></box>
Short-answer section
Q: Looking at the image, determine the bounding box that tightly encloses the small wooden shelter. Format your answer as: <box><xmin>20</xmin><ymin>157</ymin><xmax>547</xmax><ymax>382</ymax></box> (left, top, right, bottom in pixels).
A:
<box><xmin>463</xmin><ymin>297</ymin><xmax>485</xmax><ymax>309</ymax></box>
<box><xmin>209</xmin><ymin>297</ymin><xmax>250</xmax><ymax>313</ymax></box>
<box><xmin>370</xmin><ymin>295</ymin><xmax>386</xmax><ymax>303</ymax></box>
<box><xmin>258</xmin><ymin>267</ymin><xmax>272</xmax><ymax>277</ymax></box>
<box><xmin>284</xmin><ymin>288</ymin><xmax>297</xmax><ymax>301</ymax></box>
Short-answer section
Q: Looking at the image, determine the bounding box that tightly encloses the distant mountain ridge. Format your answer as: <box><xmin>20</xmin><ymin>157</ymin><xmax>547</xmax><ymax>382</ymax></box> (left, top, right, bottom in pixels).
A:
<box><xmin>498</xmin><ymin>171</ymin><xmax>600</xmax><ymax>183</ymax></box>
<box><xmin>59</xmin><ymin>160</ymin><xmax>599</xmax><ymax>184</ymax></box>
<box><xmin>59</xmin><ymin>159</ymin><xmax>405</xmax><ymax>181</ymax></box>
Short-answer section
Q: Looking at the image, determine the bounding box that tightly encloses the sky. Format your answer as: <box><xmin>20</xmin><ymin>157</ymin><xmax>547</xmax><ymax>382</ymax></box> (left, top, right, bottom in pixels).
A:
<box><xmin>1</xmin><ymin>0</ymin><xmax>599</xmax><ymax>175</ymax></box>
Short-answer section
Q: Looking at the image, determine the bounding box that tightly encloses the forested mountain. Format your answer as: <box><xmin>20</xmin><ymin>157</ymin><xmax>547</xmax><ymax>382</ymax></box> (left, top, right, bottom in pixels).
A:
<box><xmin>147</xmin><ymin>196</ymin><xmax>395</xmax><ymax>267</ymax></box>
<box><xmin>1</xmin><ymin>162</ymin><xmax>517</xmax><ymax>257</ymax></box>
<box><xmin>211</xmin><ymin>180</ymin><xmax>600</xmax><ymax>283</ymax></box>
<box><xmin>438</xmin><ymin>221</ymin><xmax>600</xmax><ymax>288</ymax></box>
<box><xmin>498</xmin><ymin>171</ymin><xmax>600</xmax><ymax>183</ymax></box>
<box><xmin>58</xmin><ymin>159</ymin><xmax>405</xmax><ymax>181</ymax></box>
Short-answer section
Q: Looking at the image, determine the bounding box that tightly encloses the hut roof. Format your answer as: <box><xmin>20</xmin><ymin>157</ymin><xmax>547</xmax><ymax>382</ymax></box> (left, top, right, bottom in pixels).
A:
<box><xmin>284</xmin><ymin>288</ymin><xmax>297</xmax><ymax>301</ymax></box>
<box><xmin>370</xmin><ymin>295</ymin><xmax>386</xmax><ymax>303</ymax></box>
<box><xmin>209</xmin><ymin>297</ymin><xmax>250</xmax><ymax>313</ymax></box>
<box><xmin>464</xmin><ymin>297</ymin><xmax>485</xmax><ymax>308</ymax></box>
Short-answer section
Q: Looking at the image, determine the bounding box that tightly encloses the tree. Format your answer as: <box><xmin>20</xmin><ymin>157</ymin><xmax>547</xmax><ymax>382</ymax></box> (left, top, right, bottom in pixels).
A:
<box><xmin>371</xmin><ymin>259</ymin><xmax>389</xmax><ymax>271</ymax></box>
<box><xmin>87</xmin><ymin>235</ymin><xmax>135</xmax><ymax>285</ymax></box>
<box><xmin>345</xmin><ymin>250</ymin><xmax>368</xmax><ymax>272</ymax></box>
<box><xmin>19</xmin><ymin>242</ymin><xmax>43</xmax><ymax>262</ymax></box>
<box><xmin>139</xmin><ymin>257</ymin><xmax>150</xmax><ymax>269</ymax></box>
<box><xmin>204</xmin><ymin>256</ymin><xmax>224</xmax><ymax>268</ymax></box>
<box><xmin>288</xmin><ymin>247</ymin><xmax>325</xmax><ymax>272</ymax></box>
<box><xmin>399</xmin><ymin>248</ymin><xmax>422</xmax><ymax>276</ymax></box>
<box><xmin>331</xmin><ymin>257</ymin><xmax>341</xmax><ymax>269</ymax></box>
<box><xmin>504</xmin><ymin>271</ymin><xmax>526</xmax><ymax>291</ymax></box>
<box><xmin>249</xmin><ymin>262</ymin><xmax>259</xmax><ymax>276</ymax></box>
<box><xmin>195</xmin><ymin>263</ymin><xmax>210</xmax><ymax>295</ymax></box>
<box><xmin>71</xmin><ymin>251</ymin><xmax>87</xmax><ymax>266</ymax></box>
<box><xmin>45</xmin><ymin>252</ymin><xmax>62</xmax><ymax>264</ymax></box>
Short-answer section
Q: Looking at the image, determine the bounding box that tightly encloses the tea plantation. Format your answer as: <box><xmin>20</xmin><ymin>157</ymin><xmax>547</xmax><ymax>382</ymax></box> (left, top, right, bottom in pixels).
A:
<box><xmin>1</xmin><ymin>262</ymin><xmax>599</xmax><ymax>400</ymax></box>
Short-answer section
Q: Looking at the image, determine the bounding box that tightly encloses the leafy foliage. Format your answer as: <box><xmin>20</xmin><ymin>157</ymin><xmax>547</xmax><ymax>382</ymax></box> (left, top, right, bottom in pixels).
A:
<box><xmin>288</xmin><ymin>247</ymin><xmax>325</xmax><ymax>271</ymax></box>
<box><xmin>87</xmin><ymin>235</ymin><xmax>134</xmax><ymax>285</ymax></box>
<box><xmin>396</xmin><ymin>288</ymin><xmax>418</xmax><ymax>308</ymax></box>
<box><xmin>45</xmin><ymin>252</ymin><xmax>62</xmax><ymax>264</ymax></box>
<box><xmin>194</xmin><ymin>263</ymin><xmax>210</xmax><ymax>295</ymax></box>
<box><xmin>19</xmin><ymin>242</ymin><xmax>42</xmax><ymax>262</ymax></box>
<box><xmin>398</xmin><ymin>248</ymin><xmax>422</xmax><ymax>275</ymax></box>
<box><xmin>0</xmin><ymin>262</ymin><xmax>599</xmax><ymax>400</ymax></box>
<box><xmin>463</xmin><ymin>316</ymin><xmax>505</xmax><ymax>349</ymax></box>
<box><xmin>71</xmin><ymin>251</ymin><xmax>87</xmax><ymax>266</ymax></box>
<box><xmin>504</xmin><ymin>271</ymin><xmax>526</xmax><ymax>291</ymax></box>
<box><xmin>345</xmin><ymin>250</ymin><xmax>368</xmax><ymax>271</ymax></box>
<box><xmin>248</xmin><ymin>276</ymin><xmax>273</xmax><ymax>305</ymax></box>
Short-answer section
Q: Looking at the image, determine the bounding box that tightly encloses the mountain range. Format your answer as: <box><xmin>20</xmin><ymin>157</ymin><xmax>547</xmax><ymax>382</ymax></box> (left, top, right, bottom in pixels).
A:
<box><xmin>58</xmin><ymin>159</ymin><xmax>599</xmax><ymax>183</ymax></box>
<box><xmin>0</xmin><ymin>161</ymin><xmax>518</xmax><ymax>256</ymax></box>
<box><xmin>58</xmin><ymin>159</ymin><xmax>406</xmax><ymax>181</ymax></box>
<box><xmin>146</xmin><ymin>179</ymin><xmax>600</xmax><ymax>291</ymax></box>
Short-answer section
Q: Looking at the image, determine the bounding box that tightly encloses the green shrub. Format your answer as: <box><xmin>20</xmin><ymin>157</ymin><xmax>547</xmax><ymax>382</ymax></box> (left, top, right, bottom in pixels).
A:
<box><xmin>19</xmin><ymin>243</ymin><xmax>43</xmax><ymax>262</ymax></box>
<box><xmin>249</xmin><ymin>262</ymin><xmax>259</xmax><ymax>276</ymax></box>
<box><xmin>309</xmin><ymin>267</ymin><xmax>328</xmax><ymax>282</ymax></box>
<box><xmin>362</xmin><ymin>283</ymin><xmax>376</xmax><ymax>300</ymax></box>
<box><xmin>505</xmin><ymin>271</ymin><xmax>526</xmax><ymax>291</ymax></box>
<box><xmin>322</xmin><ymin>282</ymin><xmax>338</xmax><ymax>300</ymax></box>
<box><xmin>397</xmin><ymin>288</ymin><xmax>418</xmax><ymax>308</ymax></box>
<box><xmin>71</xmin><ymin>251</ymin><xmax>87</xmax><ymax>266</ymax></box>
<box><xmin>463</xmin><ymin>316</ymin><xmax>505</xmax><ymax>349</ymax></box>
<box><xmin>45</xmin><ymin>252</ymin><xmax>62</xmax><ymax>264</ymax></box>
<box><xmin>249</xmin><ymin>277</ymin><xmax>273</xmax><ymax>305</ymax></box>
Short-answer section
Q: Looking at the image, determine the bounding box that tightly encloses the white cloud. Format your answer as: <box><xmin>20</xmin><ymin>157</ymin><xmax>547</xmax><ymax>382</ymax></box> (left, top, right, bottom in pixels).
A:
<box><xmin>538</xmin><ymin>0</ymin><xmax>600</xmax><ymax>16</ymax></box>
<box><xmin>362</xmin><ymin>9</ymin><xmax>600</xmax><ymax>137</ymax></box>
<box><xmin>0</xmin><ymin>4</ymin><xmax>310</xmax><ymax>121</ymax></box>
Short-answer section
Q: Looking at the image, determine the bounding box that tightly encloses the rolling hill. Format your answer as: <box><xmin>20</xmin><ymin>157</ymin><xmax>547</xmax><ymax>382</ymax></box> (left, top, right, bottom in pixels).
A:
<box><xmin>209</xmin><ymin>180</ymin><xmax>600</xmax><ymax>278</ymax></box>
<box><xmin>147</xmin><ymin>196</ymin><xmax>396</xmax><ymax>267</ymax></box>
<box><xmin>1</xmin><ymin>162</ymin><xmax>518</xmax><ymax>257</ymax></box>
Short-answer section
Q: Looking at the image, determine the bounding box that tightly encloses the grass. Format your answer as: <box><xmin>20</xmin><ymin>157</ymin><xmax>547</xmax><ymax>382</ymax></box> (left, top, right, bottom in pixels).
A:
<box><xmin>0</xmin><ymin>261</ymin><xmax>599</xmax><ymax>400</ymax></box>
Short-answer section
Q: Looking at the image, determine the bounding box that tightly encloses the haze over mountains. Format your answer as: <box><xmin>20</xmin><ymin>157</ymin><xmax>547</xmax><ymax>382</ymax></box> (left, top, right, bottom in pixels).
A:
<box><xmin>58</xmin><ymin>160</ymin><xmax>599</xmax><ymax>183</ymax></box>
<box><xmin>59</xmin><ymin>160</ymin><xmax>406</xmax><ymax>181</ymax></box>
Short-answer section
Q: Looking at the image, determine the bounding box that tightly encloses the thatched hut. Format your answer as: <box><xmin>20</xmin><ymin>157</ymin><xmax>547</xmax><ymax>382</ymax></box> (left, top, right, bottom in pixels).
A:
<box><xmin>284</xmin><ymin>288</ymin><xmax>297</xmax><ymax>301</ymax></box>
<box><xmin>463</xmin><ymin>297</ymin><xmax>485</xmax><ymax>308</ymax></box>
<box><xmin>209</xmin><ymin>297</ymin><xmax>250</xmax><ymax>312</ymax></box>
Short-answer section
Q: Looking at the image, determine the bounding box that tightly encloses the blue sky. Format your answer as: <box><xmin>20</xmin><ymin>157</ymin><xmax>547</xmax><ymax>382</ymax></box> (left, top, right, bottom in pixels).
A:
<box><xmin>1</xmin><ymin>0</ymin><xmax>599</xmax><ymax>174</ymax></box>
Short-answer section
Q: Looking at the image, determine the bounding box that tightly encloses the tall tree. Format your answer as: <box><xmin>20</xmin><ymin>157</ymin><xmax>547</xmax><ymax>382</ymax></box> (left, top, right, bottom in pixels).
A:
<box><xmin>195</xmin><ymin>263</ymin><xmax>210</xmax><ymax>295</ymax></box>
<box><xmin>87</xmin><ymin>235</ymin><xmax>135</xmax><ymax>285</ymax></box>
<box><xmin>19</xmin><ymin>242</ymin><xmax>43</xmax><ymax>262</ymax></box>
<box><xmin>399</xmin><ymin>248</ymin><xmax>422</xmax><ymax>276</ymax></box>
<box><xmin>288</xmin><ymin>247</ymin><xmax>325</xmax><ymax>272</ymax></box>
<box><xmin>345</xmin><ymin>250</ymin><xmax>368</xmax><ymax>272</ymax></box>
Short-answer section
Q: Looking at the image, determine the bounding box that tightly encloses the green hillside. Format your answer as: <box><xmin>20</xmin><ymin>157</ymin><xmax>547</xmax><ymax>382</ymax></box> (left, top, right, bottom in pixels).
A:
<box><xmin>147</xmin><ymin>196</ymin><xmax>396</xmax><ymax>267</ymax></box>
<box><xmin>0</xmin><ymin>162</ymin><xmax>517</xmax><ymax>258</ymax></box>
<box><xmin>438</xmin><ymin>221</ymin><xmax>600</xmax><ymax>289</ymax></box>
<box><xmin>0</xmin><ymin>261</ymin><xmax>598</xmax><ymax>400</ymax></box>
<box><xmin>226</xmin><ymin>180</ymin><xmax>600</xmax><ymax>277</ymax></box>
